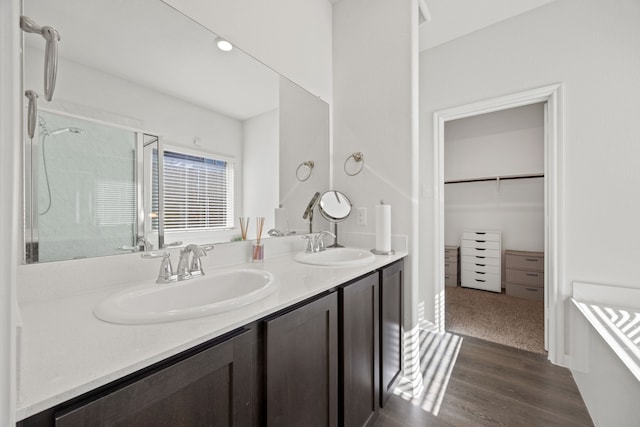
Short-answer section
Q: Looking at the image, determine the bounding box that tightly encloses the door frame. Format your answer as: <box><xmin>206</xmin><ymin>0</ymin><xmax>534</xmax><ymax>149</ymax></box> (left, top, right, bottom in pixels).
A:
<box><xmin>432</xmin><ymin>84</ymin><xmax>565</xmax><ymax>366</ymax></box>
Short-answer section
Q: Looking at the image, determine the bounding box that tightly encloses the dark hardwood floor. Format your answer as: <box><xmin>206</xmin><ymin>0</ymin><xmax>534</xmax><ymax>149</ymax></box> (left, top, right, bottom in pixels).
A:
<box><xmin>373</xmin><ymin>333</ymin><xmax>594</xmax><ymax>427</ymax></box>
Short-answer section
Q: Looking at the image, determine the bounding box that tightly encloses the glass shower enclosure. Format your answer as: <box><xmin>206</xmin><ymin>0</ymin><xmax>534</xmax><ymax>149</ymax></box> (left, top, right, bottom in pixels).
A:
<box><xmin>24</xmin><ymin>110</ymin><xmax>160</xmax><ymax>263</ymax></box>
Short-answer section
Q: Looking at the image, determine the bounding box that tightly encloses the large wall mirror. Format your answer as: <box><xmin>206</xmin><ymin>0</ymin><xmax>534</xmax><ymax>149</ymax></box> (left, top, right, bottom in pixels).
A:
<box><xmin>22</xmin><ymin>0</ymin><xmax>329</xmax><ymax>263</ymax></box>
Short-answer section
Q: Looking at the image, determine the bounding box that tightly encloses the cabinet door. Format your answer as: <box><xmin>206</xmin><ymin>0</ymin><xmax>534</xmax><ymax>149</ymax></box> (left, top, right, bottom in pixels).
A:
<box><xmin>342</xmin><ymin>272</ymin><xmax>379</xmax><ymax>427</ymax></box>
<box><xmin>266</xmin><ymin>293</ymin><xmax>338</xmax><ymax>427</ymax></box>
<box><xmin>54</xmin><ymin>329</ymin><xmax>253</xmax><ymax>427</ymax></box>
<box><xmin>380</xmin><ymin>260</ymin><xmax>403</xmax><ymax>407</ymax></box>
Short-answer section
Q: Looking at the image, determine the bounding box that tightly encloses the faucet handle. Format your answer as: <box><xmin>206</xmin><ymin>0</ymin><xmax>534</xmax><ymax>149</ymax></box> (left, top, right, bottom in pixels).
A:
<box><xmin>142</xmin><ymin>252</ymin><xmax>176</xmax><ymax>284</ymax></box>
<box><xmin>301</xmin><ymin>235</ymin><xmax>314</xmax><ymax>253</ymax></box>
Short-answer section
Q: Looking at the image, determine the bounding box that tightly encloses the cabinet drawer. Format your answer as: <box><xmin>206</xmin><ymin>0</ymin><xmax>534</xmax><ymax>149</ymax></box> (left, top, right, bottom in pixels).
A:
<box><xmin>445</xmin><ymin>254</ymin><xmax>458</xmax><ymax>264</ymax></box>
<box><xmin>461</xmin><ymin>239</ymin><xmax>500</xmax><ymax>250</ymax></box>
<box><xmin>506</xmin><ymin>268</ymin><xmax>544</xmax><ymax>286</ymax></box>
<box><xmin>461</xmin><ymin>270</ymin><xmax>500</xmax><ymax>292</ymax></box>
<box><xmin>461</xmin><ymin>247</ymin><xmax>500</xmax><ymax>259</ymax></box>
<box><xmin>444</xmin><ymin>274</ymin><xmax>458</xmax><ymax>287</ymax></box>
<box><xmin>505</xmin><ymin>253</ymin><xmax>544</xmax><ymax>272</ymax></box>
<box><xmin>444</xmin><ymin>262</ymin><xmax>458</xmax><ymax>275</ymax></box>
<box><xmin>462</xmin><ymin>231</ymin><xmax>500</xmax><ymax>242</ymax></box>
<box><xmin>462</xmin><ymin>262</ymin><xmax>499</xmax><ymax>275</ymax></box>
<box><xmin>506</xmin><ymin>282</ymin><xmax>544</xmax><ymax>300</ymax></box>
<box><xmin>462</xmin><ymin>255</ymin><xmax>500</xmax><ymax>266</ymax></box>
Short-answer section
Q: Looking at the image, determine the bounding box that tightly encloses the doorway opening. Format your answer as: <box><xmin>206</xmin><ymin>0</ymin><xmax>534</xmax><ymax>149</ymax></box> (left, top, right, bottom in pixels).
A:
<box><xmin>432</xmin><ymin>84</ymin><xmax>564</xmax><ymax>365</ymax></box>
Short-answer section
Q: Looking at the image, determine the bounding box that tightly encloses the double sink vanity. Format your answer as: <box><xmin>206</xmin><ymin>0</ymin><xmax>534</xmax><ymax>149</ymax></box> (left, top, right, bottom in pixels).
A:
<box><xmin>17</xmin><ymin>239</ymin><xmax>406</xmax><ymax>427</ymax></box>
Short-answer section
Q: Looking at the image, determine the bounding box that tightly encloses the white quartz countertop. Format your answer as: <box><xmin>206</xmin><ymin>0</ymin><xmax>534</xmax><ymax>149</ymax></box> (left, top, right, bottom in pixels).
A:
<box><xmin>16</xmin><ymin>250</ymin><xmax>406</xmax><ymax>421</ymax></box>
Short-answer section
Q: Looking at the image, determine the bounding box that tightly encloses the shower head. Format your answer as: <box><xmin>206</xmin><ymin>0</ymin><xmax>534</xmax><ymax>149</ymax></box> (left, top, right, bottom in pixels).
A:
<box><xmin>49</xmin><ymin>127</ymin><xmax>83</xmax><ymax>136</ymax></box>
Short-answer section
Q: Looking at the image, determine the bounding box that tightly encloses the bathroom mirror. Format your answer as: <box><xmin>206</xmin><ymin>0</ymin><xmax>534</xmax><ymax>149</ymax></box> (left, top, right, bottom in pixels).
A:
<box><xmin>22</xmin><ymin>0</ymin><xmax>329</xmax><ymax>263</ymax></box>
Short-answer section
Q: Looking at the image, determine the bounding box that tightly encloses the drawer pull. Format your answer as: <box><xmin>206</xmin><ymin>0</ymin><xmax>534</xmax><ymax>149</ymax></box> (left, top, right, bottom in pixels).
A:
<box><xmin>475</xmin><ymin>256</ymin><xmax>486</xmax><ymax>259</ymax></box>
<box><xmin>475</xmin><ymin>232</ymin><xmax>486</xmax><ymax>235</ymax></box>
<box><xmin>475</xmin><ymin>248</ymin><xmax>486</xmax><ymax>251</ymax></box>
<box><xmin>475</xmin><ymin>240</ymin><xmax>486</xmax><ymax>243</ymax></box>
<box><xmin>445</xmin><ymin>263</ymin><xmax>450</xmax><ymax>267</ymax></box>
<box><xmin>475</xmin><ymin>263</ymin><xmax>485</xmax><ymax>267</ymax></box>
<box><xmin>475</xmin><ymin>271</ymin><xmax>486</xmax><ymax>275</ymax></box>
<box><xmin>525</xmin><ymin>258</ymin><xmax>538</xmax><ymax>262</ymax></box>
<box><xmin>526</xmin><ymin>288</ymin><xmax>539</xmax><ymax>292</ymax></box>
<box><xmin>475</xmin><ymin>279</ymin><xmax>486</xmax><ymax>282</ymax></box>
<box><xmin>525</xmin><ymin>273</ymin><xmax>539</xmax><ymax>277</ymax></box>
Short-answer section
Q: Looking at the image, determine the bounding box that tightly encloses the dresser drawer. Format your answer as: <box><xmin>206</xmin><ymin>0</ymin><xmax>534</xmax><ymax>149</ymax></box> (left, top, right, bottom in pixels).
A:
<box><xmin>462</xmin><ymin>231</ymin><xmax>501</xmax><ymax>242</ymax></box>
<box><xmin>506</xmin><ymin>282</ymin><xmax>544</xmax><ymax>300</ymax></box>
<box><xmin>461</xmin><ymin>239</ymin><xmax>500</xmax><ymax>250</ymax></box>
<box><xmin>462</xmin><ymin>262</ymin><xmax>500</xmax><ymax>275</ymax></box>
<box><xmin>506</xmin><ymin>268</ymin><xmax>544</xmax><ymax>287</ymax></box>
<box><xmin>461</xmin><ymin>247</ymin><xmax>500</xmax><ymax>259</ymax></box>
<box><xmin>444</xmin><ymin>262</ymin><xmax>458</xmax><ymax>275</ymax></box>
<box><xmin>462</xmin><ymin>255</ymin><xmax>500</xmax><ymax>266</ymax></box>
<box><xmin>505</xmin><ymin>252</ymin><xmax>544</xmax><ymax>272</ymax></box>
<box><xmin>461</xmin><ymin>270</ymin><xmax>500</xmax><ymax>292</ymax></box>
<box><xmin>445</xmin><ymin>273</ymin><xmax>458</xmax><ymax>287</ymax></box>
<box><xmin>445</xmin><ymin>253</ymin><xmax>458</xmax><ymax>263</ymax></box>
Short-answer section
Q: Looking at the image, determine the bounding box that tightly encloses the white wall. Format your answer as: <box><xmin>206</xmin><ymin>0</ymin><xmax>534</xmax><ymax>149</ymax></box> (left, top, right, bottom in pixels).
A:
<box><xmin>419</xmin><ymin>0</ymin><xmax>640</xmax><ymax>364</ymax></box>
<box><xmin>243</xmin><ymin>109</ymin><xmax>279</xmax><ymax>228</ymax></box>
<box><xmin>445</xmin><ymin>104</ymin><xmax>545</xmax><ymax>259</ymax></box>
<box><xmin>445</xmin><ymin>103</ymin><xmax>544</xmax><ymax>181</ymax></box>
<box><xmin>162</xmin><ymin>0</ymin><xmax>333</xmax><ymax>102</ymax></box>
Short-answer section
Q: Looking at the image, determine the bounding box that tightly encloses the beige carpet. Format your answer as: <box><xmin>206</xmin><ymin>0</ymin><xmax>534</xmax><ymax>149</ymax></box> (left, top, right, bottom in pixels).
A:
<box><xmin>445</xmin><ymin>286</ymin><xmax>546</xmax><ymax>354</ymax></box>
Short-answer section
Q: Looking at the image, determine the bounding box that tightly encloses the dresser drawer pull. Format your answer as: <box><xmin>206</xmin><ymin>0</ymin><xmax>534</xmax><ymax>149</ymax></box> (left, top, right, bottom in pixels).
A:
<box><xmin>525</xmin><ymin>258</ymin><xmax>538</xmax><ymax>262</ymax></box>
<box><xmin>475</xmin><ymin>240</ymin><xmax>486</xmax><ymax>243</ymax></box>
<box><xmin>475</xmin><ymin>271</ymin><xmax>486</xmax><ymax>275</ymax></box>
<box><xmin>526</xmin><ymin>287</ymin><xmax>539</xmax><ymax>292</ymax></box>
<box><xmin>475</xmin><ymin>256</ymin><xmax>486</xmax><ymax>259</ymax></box>
<box><xmin>475</xmin><ymin>248</ymin><xmax>486</xmax><ymax>251</ymax></box>
<box><xmin>445</xmin><ymin>263</ymin><xmax>450</xmax><ymax>267</ymax></box>
<box><xmin>525</xmin><ymin>273</ymin><xmax>539</xmax><ymax>277</ymax></box>
<box><xmin>475</xmin><ymin>232</ymin><xmax>486</xmax><ymax>235</ymax></box>
<box><xmin>475</xmin><ymin>263</ymin><xmax>485</xmax><ymax>267</ymax></box>
<box><xmin>475</xmin><ymin>279</ymin><xmax>486</xmax><ymax>283</ymax></box>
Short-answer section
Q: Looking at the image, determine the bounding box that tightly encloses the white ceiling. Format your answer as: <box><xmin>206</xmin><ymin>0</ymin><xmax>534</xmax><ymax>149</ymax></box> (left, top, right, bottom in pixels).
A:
<box><xmin>419</xmin><ymin>0</ymin><xmax>557</xmax><ymax>51</ymax></box>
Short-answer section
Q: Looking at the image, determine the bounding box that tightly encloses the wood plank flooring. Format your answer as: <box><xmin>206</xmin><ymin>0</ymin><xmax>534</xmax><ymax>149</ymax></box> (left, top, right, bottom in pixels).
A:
<box><xmin>373</xmin><ymin>333</ymin><xmax>593</xmax><ymax>427</ymax></box>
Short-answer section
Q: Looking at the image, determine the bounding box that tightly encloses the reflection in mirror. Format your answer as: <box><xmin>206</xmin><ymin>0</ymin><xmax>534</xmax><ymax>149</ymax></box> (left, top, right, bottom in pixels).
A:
<box><xmin>22</xmin><ymin>0</ymin><xmax>329</xmax><ymax>263</ymax></box>
<box><xmin>25</xmin><ymin>110</ymin><xmax>158</xmax><ymax>263</ymax></box>
<box><xmin>318</xmin><ymin>191</ymin><xmax>352</xmax><ymax>248</ymax></box>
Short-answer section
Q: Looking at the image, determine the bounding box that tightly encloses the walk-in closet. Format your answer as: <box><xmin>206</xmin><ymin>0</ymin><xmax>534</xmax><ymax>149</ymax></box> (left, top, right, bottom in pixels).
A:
<box><xmin>443</xmin><ymin>102</ymin><xmax>546</xmax><ymax>354</ymax></box>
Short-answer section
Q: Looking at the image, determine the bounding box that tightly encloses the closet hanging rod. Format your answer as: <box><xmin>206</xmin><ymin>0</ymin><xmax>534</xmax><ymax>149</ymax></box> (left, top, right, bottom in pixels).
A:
<box><xmin>445</xmin><ymin>173</ymin><xmax>544</xmax><ymax>184</ymax></box>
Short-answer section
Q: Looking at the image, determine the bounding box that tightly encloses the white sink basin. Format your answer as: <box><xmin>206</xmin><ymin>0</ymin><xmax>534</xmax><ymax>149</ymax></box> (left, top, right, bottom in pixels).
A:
<box><xmin>94</xmin><ymin>269</ymin><xmax>277</xmax><ymax>324</ymax></box>
<box><xmin>294</xmin><ymin>248</ymin><xmax>376</xmax><ymax>267</ymax></box>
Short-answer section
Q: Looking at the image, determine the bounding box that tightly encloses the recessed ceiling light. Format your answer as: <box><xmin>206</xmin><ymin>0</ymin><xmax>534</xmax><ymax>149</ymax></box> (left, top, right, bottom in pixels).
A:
<box><xmin>215</xmin><ymin>37</ymin><xmax>233</xmax><ymax>52</ymax></box>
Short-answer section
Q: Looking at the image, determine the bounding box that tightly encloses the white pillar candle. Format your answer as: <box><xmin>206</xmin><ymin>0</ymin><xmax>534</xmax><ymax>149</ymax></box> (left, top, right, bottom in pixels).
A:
<box><xmin>375</xmin><ymin>203</ymin><xmax>391</xmax><ymax>252</ymax></box>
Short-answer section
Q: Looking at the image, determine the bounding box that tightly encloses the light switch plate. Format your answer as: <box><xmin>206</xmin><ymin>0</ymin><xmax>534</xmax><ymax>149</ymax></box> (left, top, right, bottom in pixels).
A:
<box><xmin>356</xmin><ymin>207</ymin><xmax>367</xmax><ymax>225</ymax></box>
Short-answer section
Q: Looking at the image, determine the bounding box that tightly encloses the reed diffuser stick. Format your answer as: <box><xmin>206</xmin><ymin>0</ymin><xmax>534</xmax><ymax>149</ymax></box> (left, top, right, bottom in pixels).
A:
<box><xmin>239</xmin><ymin>217</ymin><xmax>249</xmax><ymax>240</ymax></box>
<box><xmin>256</xmin><ymin>217</ymin><xmax>265</xmax><ymax>244</ymax></box>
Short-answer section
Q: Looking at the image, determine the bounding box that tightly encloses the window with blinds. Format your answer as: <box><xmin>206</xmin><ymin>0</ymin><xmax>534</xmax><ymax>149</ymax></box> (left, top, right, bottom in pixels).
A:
<box><xmin>154</xmin><ymin>149</ymin><xmax>234</xmax><ymax>231</ymax></box>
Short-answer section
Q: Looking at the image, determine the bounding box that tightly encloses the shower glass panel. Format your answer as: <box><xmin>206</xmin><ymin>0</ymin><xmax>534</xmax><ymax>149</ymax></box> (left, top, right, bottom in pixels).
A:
<box><xmin>28</xmin><ymin>111</ymin><xmax>138</xmax><ymax>262</ymax></box>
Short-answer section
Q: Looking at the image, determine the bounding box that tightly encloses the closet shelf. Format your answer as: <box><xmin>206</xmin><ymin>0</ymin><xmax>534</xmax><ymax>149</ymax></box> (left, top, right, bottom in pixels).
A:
<box><xmin>445</xmin><ymin>173</ymin><xmax>544</xmax><ymax>185</ymax></box>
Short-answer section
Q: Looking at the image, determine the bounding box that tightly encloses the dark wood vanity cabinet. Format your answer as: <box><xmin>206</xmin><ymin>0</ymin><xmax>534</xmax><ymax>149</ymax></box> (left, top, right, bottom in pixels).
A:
<box><xmin>380</xmin><ymin>259</ymin><xmax>403</xmax><ymax>407</ymax></box>
<box><xmin>265</xmin><ymin>292</ymin><xmax>339</xmax><ymax>427</ymax></box>
<box><xmin>340</xmin><ymin>272</ymin><xmax>379</xmax><ymax>427</ymax></box>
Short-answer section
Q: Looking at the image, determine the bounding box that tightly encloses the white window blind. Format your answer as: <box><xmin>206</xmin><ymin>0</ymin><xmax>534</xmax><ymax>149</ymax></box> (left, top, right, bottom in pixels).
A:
<box><xmin>155</xmin><ymin>149</ymin><xmax>234</xmax><ymax>231</ymax></box>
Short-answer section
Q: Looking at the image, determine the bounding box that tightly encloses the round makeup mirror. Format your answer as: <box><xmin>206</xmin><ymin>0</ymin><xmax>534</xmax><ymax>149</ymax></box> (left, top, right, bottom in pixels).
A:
<box><xmin>318</xmin><ymin>190</ymin><xmax>352</xmax><ymax>247</ymax></box>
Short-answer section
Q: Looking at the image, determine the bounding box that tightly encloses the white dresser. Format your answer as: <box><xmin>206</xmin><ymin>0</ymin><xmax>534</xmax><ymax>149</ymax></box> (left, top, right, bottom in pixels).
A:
<box><xmin>461</xmin><ymin>230</ymin><xmax>502</xmax><ymax>293</ymax></box>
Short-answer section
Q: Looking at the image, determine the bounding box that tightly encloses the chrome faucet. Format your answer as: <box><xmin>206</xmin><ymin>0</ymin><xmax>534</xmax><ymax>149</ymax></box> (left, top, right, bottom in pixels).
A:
<box><xmin>142</xmin><ymin>244</ymin><xmax>213</xmax><ymax>284</ymax></box>
<box><xmin>176</xmin><ymin>244</ymin><xmax>208</xmax><ymax>280</ymax></box>
<box><xmin>136</xmin><ymin>236</ymin><xmax>153</xmax><ymax>252</ymax></box>
<box><xmin>302</xmin><ymin>231</ymin><xmax>336</xmax><ymax>253</ymax></box>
